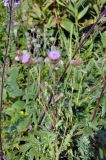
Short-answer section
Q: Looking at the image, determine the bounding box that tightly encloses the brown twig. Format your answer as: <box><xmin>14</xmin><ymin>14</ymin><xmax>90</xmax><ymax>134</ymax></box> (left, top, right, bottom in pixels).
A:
<box><xmin>37</xmin><ymin>7</ymin><xmax>106</xmax><ymax>128</ymax></box>
<box><xmin>0</xmin><ymin>1</ymin><xmax>13</xmax><ymax>159</ymax></box>
<box><xmin>91</xmin><ymin>75</ymin><xmax>106</xmax><ymax>121</ymax></box>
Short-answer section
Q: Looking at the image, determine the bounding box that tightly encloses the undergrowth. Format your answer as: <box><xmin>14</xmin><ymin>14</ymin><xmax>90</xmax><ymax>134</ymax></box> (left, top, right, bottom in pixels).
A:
<box><xmin>0</xmin><ymin>0</ymin><xmax>106</xmax><ymax>160</ymax></box>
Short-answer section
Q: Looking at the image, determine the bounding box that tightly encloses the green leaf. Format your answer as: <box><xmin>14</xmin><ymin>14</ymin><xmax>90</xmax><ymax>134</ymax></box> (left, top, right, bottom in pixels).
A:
<box><xmin>32</xmin><ymin>3</ymin><xmax>43</xmax><ymax>19</ymax></box>
<box><xmin>20</xmin><ymin>143</ymin><xmax>31</xmax><ymax>154</ymax></box>
<box><xmin>47</xmin><ymin>16</ymin><xmax>56</xmax><ymax>28</ymax></box>
<box><xmin>27</xmin><ymin>148</ymin><xmax>36</xmax><ymax>160</ymax></box>
<box><xmin>56</xmin><ymin>0</ymin><xmax>65</xmax><ymax>6</ymax></box>
<box><xmin>78</xmin><ymin>6</ymin><xmax>89</xmax><ymax>20</ymax></box>
<box><xmin>101</xmin><ymin>96</ymin><xmax>106</xmax><ymax>117</ymax></box>
<box><xmin>43</xmin><ymin>0</ymin><xmax>54</xmax><ymax>11</ymax></box>
<box><xmin>17</xmin><ymin>118</ymin><xmax>29</xmax><ymax>132</ymax></box>
<box><xmin>101</xmin><ymin>31</ymin><xmax>106</xmax><ymax>48</ymax></box>
<box><xmin>7</xmin><ymin>66</ymin><xmax>23</xmax><ymax>98</ymax></box>
<box><xmin>12</xmin><ymin>101</ymin><xmax>25</xmax><ymax>111</ymax></box>
<box><xmin>60</xmin><ymin>18</ymin><xmax>73</xmax><ymax>32</ymax></box>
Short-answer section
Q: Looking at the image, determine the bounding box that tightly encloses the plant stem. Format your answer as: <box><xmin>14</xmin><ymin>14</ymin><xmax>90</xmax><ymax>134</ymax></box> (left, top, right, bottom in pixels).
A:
<box><xmin>91</xmin><ymin>75</ymin><xmax>106</xmax><ymax>121</ymax></box>
<box><xmin>0</xmin><ymin>1</ymin><xmax>13</xmax><ymax>159</ymax></box>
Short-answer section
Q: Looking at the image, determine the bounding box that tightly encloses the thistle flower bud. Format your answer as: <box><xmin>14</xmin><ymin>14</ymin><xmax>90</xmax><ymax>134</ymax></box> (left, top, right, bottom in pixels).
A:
<box><xmin>70</xmin><ymin>58</ymin><xmax>83</xmax><ymax>66</ymax></box>
<box><xmin>44</xmin><ymin>57</ymin><xmax>50</xmax><ymax>64</ymax></box>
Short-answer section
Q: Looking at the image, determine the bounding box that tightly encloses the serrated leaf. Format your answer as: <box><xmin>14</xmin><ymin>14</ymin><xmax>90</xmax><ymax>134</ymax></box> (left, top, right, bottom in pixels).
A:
<box><xmin>27</xmin><ymin>148</ymin><xmax>36</xmax><ymax>160</ymax></box>
<box><xmin>20</xmin><ymin>143</ymin><xmax>31</xmax><ymax>154</ymax></box>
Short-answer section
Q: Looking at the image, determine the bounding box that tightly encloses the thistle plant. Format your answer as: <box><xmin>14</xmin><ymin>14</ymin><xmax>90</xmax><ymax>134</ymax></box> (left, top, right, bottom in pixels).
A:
<box><xmin>1</xmin><ymin>1</ymin><xmax>106</xmax><ymax>160</ymax></box>
<box><xmin>37</xmin><ymin>6</ymin><xmax>106</xmax><ymax>128</ymax></box>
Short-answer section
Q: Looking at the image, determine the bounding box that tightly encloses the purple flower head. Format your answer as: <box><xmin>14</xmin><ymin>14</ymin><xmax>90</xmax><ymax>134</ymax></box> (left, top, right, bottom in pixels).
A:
<box><xmin>101</xmin><ymin>5</ymin><xmax>106</xmax><ymax>17</ymax></box>
<box><xmin>3</xmin><ymin>0</ymin><xmax>20</xmax><ymax>6</ymax></box>
<box><xmin>103</xmin><ymin>7</ymin><xmax>106</xmax><ymax>16</ymax></box>
<box><xmin>3</xmin><ymin>0</ymin><xmax>8</xmax><ymax>6</ymax></box>
<box><xmin>48</xmin><ymin>50</ymin><xmax>60</xmax><ymax>61</ymax></box>
<box><xmin>14</xmin><ymin>0</ymin><xmax>20</xmax><ymax>6</ymax></box>
<box><xmin>21</xmin><ymin>51</ymin><xmax>31</xmax><ymax>64</ymax></box>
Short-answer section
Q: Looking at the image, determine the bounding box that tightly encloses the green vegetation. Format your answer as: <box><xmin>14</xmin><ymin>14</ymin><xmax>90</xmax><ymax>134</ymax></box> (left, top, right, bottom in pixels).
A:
<box><xmin>0</xmin><ymin>0</ymin><xmax>106</xmax><ymax>159</ymax></box>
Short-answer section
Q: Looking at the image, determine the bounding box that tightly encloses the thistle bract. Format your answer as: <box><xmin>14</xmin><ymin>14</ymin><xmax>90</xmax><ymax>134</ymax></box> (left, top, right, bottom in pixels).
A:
<box><xmin>15</xmin><ymin>50</ymin><xmax>31</xmax><ymax>64</ymax></box>
<box><xmin>21</xmin><ymin>51</ymin><xmax>31</xmax><ymax>64</ymax></box>
<box><xmin>70</xmin><ymin>58</ymin><xmax>83</xmax><ymax>66</ymax></box>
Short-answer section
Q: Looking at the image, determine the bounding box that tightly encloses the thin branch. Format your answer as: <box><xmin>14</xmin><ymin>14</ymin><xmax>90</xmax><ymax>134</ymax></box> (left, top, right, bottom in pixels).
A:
<box><xmin>91</xmin><ymin>75</ymin><xmax>106</xmax><ymax>121</ymax></box>
<box><xmin>0</xmin><ymin>1</ymin><xmax>13</xmax><ymax>159</ymax></box>
<box><xmin>37</xmin><ymin>7</ymin><xmax>106</xmax><ymax>128</ymax></box>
